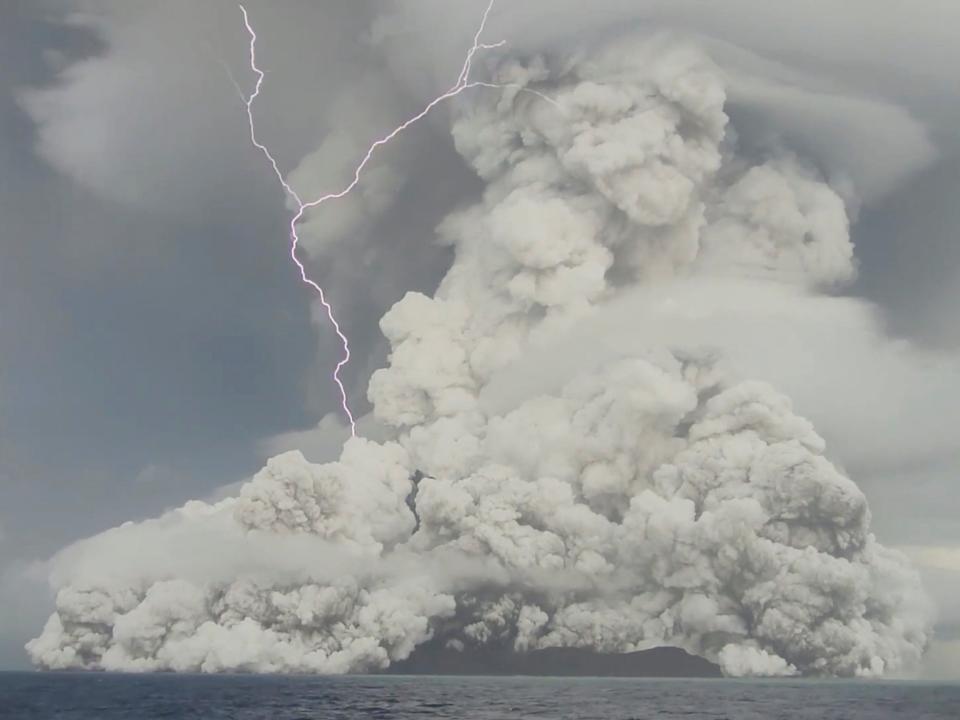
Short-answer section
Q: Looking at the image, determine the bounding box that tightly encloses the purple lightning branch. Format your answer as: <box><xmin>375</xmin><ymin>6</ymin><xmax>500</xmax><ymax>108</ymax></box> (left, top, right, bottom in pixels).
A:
<box><xmin>238</xmin><ymin>0</ymin><xmax>504</xmax><ymax>438</ymax></box>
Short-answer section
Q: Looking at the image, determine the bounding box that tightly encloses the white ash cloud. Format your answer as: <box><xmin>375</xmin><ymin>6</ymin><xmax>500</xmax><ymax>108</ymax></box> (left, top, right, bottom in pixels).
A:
<box><xmin>28</xmin><ymin>32</ymin><xmax>932</xmax><ymax>678</ymax></box>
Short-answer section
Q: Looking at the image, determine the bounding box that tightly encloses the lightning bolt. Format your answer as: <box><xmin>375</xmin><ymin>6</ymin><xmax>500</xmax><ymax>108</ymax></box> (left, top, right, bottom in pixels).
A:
<box><xmin>238</xmin><ymin>0</ymin><xmax>508</xmax><ymax>438</ymax></box>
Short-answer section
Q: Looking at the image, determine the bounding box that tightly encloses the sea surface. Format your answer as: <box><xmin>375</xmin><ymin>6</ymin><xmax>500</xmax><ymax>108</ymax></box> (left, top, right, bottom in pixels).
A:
<box><xmin>1</xmin><ymin>672</ymin><xmax>958</xmax><ymax>719</ymax></box>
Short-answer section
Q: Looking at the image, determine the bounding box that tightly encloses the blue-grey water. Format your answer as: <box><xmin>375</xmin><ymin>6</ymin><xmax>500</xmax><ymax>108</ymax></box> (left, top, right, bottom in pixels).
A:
<box><xmin>1</xmin><ymin>673</ymin><xmax>958</xmax><ymax>719</ymax></box>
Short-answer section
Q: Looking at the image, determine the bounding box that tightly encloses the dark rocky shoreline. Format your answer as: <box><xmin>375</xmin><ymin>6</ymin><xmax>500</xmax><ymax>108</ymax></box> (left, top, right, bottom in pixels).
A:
<box><xmin>386</xmin><ymin>643</ymin><xmax>722</xmax><ymax>677</ymax></box>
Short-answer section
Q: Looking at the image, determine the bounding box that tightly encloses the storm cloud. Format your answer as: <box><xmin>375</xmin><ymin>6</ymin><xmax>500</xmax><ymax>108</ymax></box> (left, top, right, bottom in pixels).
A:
<box><xmin>25</xmin><ymin>19</ymin><xmax>943</xmax><ymax>677</ymax></box>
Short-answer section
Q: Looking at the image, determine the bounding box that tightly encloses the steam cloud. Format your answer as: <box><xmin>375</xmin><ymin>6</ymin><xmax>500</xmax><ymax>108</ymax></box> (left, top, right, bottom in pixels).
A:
<box><xmin>28</xmin><ymin>32</ymin><xmax>932</xmax><ymax>677</ymax></box>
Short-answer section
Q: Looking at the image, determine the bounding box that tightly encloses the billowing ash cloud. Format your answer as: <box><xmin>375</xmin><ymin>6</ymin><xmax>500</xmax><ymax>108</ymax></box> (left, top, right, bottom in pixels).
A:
<box><xmin>28</xmin><ymin>32</ymin><xmax>931</xmax><ymax>677</ymax></box>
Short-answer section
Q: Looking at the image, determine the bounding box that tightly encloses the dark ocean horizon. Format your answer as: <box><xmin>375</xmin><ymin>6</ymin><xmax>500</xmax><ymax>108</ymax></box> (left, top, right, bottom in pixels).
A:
<box><xmin>1</xmin><ymin>672</ymin><xmax>958</xmax><ymax>719</ymax></box>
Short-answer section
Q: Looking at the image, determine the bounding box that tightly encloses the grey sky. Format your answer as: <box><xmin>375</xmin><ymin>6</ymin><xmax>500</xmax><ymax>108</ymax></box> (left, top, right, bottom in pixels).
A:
<box><xmin>0</xmin><ymin>1</ymin><xmax>320</xmax><ymax>662</ymax></box>
<box><xmin>1</xmin><ymin>0</ymin><xmax>958</xmax><ymax>672</ymax></box>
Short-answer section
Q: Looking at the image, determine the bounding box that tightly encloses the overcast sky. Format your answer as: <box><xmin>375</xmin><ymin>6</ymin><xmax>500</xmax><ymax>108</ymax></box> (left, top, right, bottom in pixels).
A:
<box><xmin>1</xmin><ymin>0</ymin><xmax>958</xmax><ymax>672</ymax></box>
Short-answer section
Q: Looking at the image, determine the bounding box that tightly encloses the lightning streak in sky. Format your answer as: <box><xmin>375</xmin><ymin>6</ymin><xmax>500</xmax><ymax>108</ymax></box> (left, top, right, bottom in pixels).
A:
<box><xmin>238</xmin><ymin>0</ymin><xmax>506</xmax><ymax>438</ymax></box>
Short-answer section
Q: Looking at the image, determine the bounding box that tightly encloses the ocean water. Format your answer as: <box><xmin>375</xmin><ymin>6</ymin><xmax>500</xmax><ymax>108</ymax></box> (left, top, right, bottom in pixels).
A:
<box><xmin>1</xmin><ymin>673</ymin><xmax>957</xmax><ymax>719</ymax></box>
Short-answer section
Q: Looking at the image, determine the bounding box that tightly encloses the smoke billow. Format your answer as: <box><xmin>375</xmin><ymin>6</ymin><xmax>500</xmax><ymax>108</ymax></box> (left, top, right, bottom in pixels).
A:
<box><xmin>28</xmin><ymin>32</ymin><xmax>932</xmax><ymax>677</ymax></box>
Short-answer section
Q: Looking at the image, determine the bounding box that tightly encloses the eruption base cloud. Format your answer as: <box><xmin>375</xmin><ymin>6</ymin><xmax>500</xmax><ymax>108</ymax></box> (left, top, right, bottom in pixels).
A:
<box><xmin>28</xmin><ymin>20</ymin><xmax>932</xmax><ymax>678</ymax></box>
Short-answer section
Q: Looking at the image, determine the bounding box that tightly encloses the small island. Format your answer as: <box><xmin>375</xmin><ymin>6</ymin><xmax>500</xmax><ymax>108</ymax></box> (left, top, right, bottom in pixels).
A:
<box><xmin>386</xmin><ymin>642</ymin><xmax>722</xmax><ymax>678</ymax></box>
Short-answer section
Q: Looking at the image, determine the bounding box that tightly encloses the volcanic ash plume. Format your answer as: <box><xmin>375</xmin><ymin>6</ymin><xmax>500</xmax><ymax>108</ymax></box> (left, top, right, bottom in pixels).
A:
<box><xmin>28</xmin><ymin>34</ymin><xmax>931</xmax><ymax>677</ymax></box>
